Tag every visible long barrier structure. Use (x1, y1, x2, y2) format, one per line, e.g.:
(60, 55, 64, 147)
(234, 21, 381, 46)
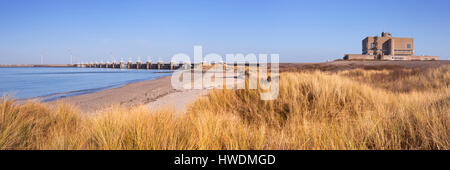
(75, 62, 193, 70)
(0, 63, 258, 70)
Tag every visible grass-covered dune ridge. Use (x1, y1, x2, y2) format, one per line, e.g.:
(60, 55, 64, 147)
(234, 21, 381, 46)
(1, 65, 449, 150)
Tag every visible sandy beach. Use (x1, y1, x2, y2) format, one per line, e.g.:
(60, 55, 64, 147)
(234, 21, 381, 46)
(51, 75, 185, 113)
(56, 74, 216, 115)
(50, 67, 245, 114)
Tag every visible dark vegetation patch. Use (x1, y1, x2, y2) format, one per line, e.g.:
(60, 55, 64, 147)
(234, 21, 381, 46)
(279, 60, 450, 73)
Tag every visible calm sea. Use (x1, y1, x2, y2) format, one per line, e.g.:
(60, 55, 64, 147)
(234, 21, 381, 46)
(0, 67, 172, 101)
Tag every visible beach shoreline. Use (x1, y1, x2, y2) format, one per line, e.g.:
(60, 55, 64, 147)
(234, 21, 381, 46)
(47, 75, 177, 113)
(45, 67, 246, 114)
(46, 73, 212, 114)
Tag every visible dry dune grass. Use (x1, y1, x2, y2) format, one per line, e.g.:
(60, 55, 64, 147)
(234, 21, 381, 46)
(0, 65, 449, 150)
(339, 65, 450, 92)
(192, 69, 450, 149)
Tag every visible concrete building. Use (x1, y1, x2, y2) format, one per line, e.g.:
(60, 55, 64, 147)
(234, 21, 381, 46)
(344, 32, 438, 60)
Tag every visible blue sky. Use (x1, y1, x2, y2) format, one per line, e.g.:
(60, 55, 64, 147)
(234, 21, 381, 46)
(0, 0, 449, 64)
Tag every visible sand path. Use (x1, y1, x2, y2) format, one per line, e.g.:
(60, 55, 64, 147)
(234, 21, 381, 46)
(147, 69, 245, 114)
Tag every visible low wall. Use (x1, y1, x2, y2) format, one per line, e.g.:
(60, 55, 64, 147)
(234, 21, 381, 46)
(344, 54, 376, 60)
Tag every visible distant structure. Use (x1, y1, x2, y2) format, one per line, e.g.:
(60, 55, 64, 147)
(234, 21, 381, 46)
(344, 32, 438, 60)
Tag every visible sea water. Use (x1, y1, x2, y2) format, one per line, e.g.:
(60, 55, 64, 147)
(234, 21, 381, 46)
(0, 67, 172, 101)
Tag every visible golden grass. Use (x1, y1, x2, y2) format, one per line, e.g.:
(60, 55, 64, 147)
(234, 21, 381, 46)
(0, 65, 449, 150)
(339, 65, 450, 92)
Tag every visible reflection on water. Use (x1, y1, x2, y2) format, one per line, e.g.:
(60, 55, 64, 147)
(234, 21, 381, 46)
(0, 67, 172, 101)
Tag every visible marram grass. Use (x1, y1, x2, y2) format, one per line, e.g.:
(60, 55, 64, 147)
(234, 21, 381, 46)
(1, 66, 449, 150)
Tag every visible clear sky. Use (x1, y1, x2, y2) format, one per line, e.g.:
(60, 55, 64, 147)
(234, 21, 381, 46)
(0, 0, 449, 64)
